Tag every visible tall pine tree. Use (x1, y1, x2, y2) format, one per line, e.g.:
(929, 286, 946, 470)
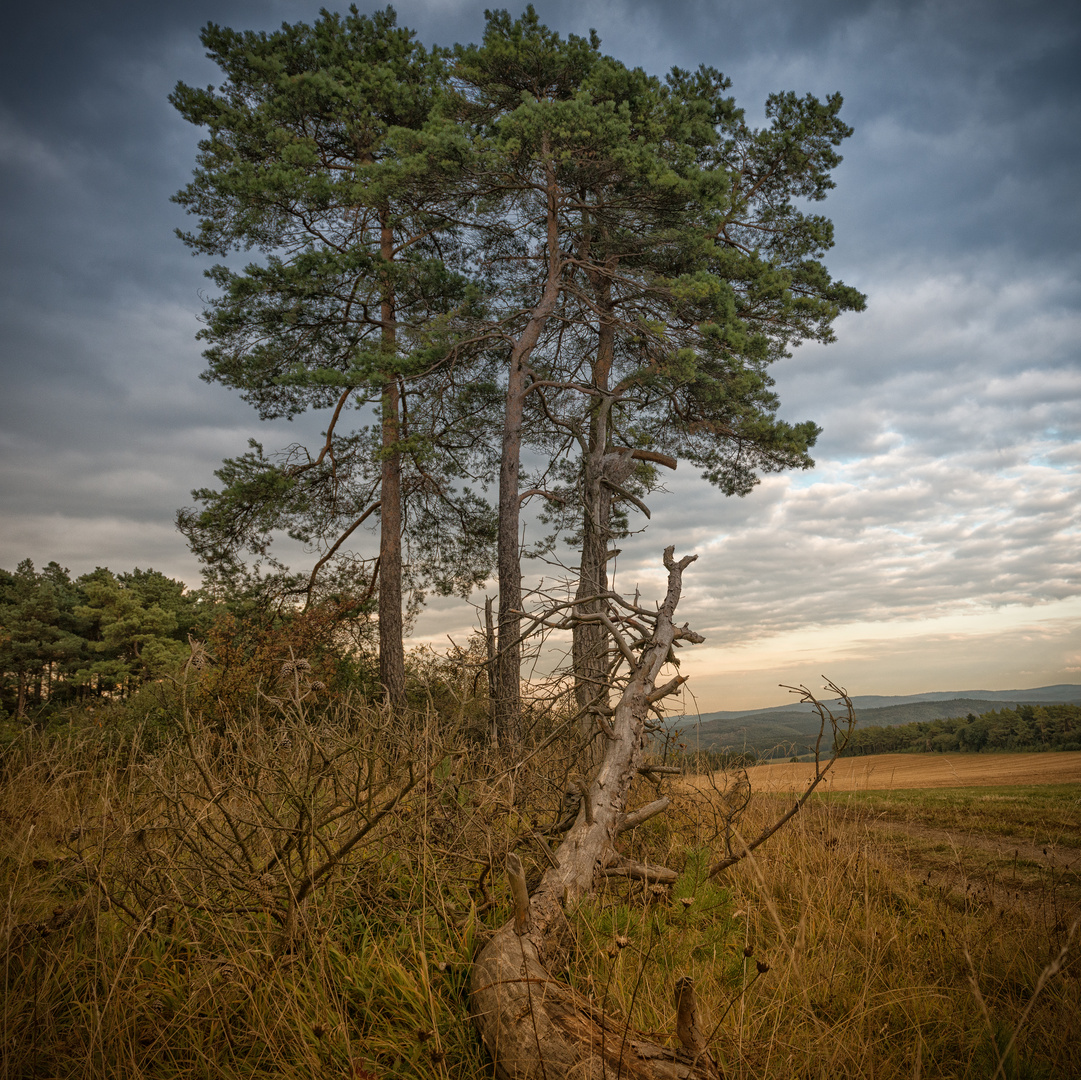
(172, 8, 492, 706)
(453, 9, 863, 742)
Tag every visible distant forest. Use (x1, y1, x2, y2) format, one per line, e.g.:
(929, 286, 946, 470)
(838, 703, 1081, 756)
(8, 557, 1080, 759)
(0, 559, 209, 717)
(0, 559, 374, 722)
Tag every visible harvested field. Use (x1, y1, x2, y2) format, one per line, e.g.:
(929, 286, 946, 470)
(703, 752, 1081, 925)
(742, 750, 1081, 792)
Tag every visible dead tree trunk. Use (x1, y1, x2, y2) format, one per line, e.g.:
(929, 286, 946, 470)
(471, 548, 719, 1079)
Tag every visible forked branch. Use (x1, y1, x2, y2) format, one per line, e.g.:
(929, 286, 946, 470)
(707, 679, 856, 878)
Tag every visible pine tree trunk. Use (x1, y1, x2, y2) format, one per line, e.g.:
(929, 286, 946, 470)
(494, 357, 527, 746)
(378, 216, 406, 709)
(493, 149, 563, 749)
(573, 269, 618, 735)
(572, 404, 611, 720)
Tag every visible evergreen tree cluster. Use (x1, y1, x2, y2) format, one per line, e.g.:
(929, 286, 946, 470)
(0, 560, 205, 718)
(170, 4, 866, 736)
(839, 704, 1081, 756)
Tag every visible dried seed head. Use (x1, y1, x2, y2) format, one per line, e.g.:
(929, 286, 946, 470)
(416, 1028, 434, 1043)
(756, 960, 770, 974)
(615, 935, 630, 950)
(743, 945, 754, 958)
(187, 635, 214, 669)
(312, 1023, 327, 1039)
(680, 897, 694, 909)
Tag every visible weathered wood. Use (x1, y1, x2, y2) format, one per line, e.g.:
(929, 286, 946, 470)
(600, 859, 678, 885)
(674, 977, 719, 1077)
(506, 853, 531, 935)
(471, 548, 714, 1079)
(617, 797, 670, 834)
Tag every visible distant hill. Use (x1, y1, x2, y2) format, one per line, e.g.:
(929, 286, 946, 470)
(676, 684, 1081, 723)
(666, 685, 1081, 758)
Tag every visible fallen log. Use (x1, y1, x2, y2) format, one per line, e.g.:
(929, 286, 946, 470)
(470, 548, 719, 1079)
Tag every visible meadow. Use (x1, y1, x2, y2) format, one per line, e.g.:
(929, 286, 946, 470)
(2, 691, 1078, 1079)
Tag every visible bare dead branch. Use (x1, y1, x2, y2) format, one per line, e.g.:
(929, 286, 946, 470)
(631, 448, 678, 469)
(600, 858, 678, 884)
(707, 680, 856, 878)
(600, 477, 651, 518)
(471, 548, 715, 1079)
(506, 853, 531, 935)
(616, 797, 671, 834)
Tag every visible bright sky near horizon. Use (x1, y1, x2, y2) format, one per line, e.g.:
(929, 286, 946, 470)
(1, 0, 1078, 711)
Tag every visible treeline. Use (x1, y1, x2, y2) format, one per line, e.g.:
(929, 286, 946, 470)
(0, 560, 208, 717)
(838, 704, 1081, 756)
(0, 559, 374, 720)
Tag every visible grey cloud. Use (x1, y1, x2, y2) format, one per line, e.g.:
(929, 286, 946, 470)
(625, 445, 1081, 646)
(0, 0, 1078, 702)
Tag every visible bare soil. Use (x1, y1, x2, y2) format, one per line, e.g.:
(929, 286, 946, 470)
(743, 751, 1081, 792)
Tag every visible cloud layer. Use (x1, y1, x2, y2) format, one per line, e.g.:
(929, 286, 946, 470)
(1, 0, 1078, 708)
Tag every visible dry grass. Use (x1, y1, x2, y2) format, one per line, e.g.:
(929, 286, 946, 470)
(0, 681, 559, 1080)
(563, 783, 1080, 1079)
(2, 697, 1079, 1079)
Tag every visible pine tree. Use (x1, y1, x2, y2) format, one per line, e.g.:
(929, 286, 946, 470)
(172, 8, 497, 708)
(453, 9, 864, 742)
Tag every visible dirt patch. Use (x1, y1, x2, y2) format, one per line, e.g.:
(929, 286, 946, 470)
(741, 751, 1081, 792)
(861, 817, 1077, 867)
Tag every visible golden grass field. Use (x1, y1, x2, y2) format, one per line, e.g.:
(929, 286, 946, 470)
(745, 750, 1081, 792)
(3, 706, 1079, 1079)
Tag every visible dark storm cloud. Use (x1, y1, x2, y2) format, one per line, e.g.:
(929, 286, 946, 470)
(591, 0, 1081, 265)
(1, 0, 1078, 697)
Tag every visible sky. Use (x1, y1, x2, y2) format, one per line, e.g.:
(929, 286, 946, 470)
(1, 0, 1079, 711)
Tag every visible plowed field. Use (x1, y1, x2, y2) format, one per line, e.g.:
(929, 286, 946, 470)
(743, 751, 1081, 792)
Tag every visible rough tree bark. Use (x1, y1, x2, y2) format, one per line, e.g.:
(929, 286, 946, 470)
(378, 213, 406, 709)
(494, 147, 564, 748)
(471, 548, 719, 1079)
(573, 440, 677, 732)
(571, 269, 618, 721)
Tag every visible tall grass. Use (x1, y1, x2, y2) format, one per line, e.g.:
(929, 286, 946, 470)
(561, 785, 1079, 1078)
(2, 684, 1077, 1078)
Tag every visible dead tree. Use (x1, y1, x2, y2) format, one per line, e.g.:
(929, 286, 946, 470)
(470, 547, 722, 1079)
